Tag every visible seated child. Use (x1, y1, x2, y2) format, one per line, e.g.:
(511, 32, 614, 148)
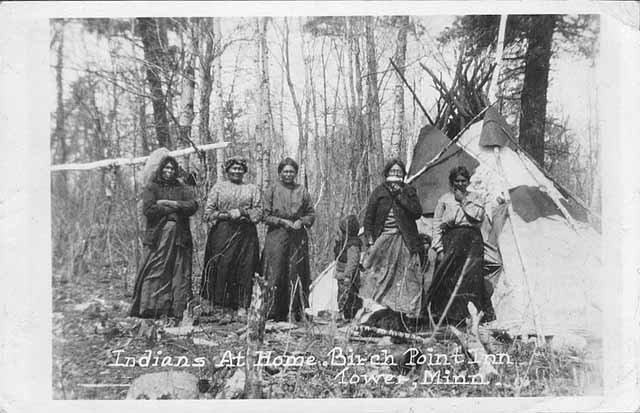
(333, 215, 363, 320)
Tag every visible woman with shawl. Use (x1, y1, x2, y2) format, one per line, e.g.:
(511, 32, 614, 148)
(426, 166, 495, 326)
(130, 155, 198, 323)
(200, 157, 262, 319)
(261, 158, 315, 322)
(360, 159, 426, 323)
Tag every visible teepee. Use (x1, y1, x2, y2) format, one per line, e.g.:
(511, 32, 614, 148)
(409, 107, 602, 340)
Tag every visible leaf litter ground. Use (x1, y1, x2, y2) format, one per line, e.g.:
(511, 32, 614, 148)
(52, 265, 603, 399)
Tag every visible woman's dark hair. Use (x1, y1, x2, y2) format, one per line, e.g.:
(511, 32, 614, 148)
(155, 156, 180, 183)
(448, 166, 471, 186)
(278, 157, 299, 174)
(382, 158, 407, 177)
(339, 214, 360, 238)
(224, 156, 248, 173)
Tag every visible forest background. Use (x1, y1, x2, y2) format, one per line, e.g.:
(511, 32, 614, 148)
(50, 14, 601, 294)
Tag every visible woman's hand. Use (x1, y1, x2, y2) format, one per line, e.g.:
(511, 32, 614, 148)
(278, 218, 294, 229)
(228, 208, 242, 220)
(388, 182, 403, 197)
(454, 188, 465, 202)
(157, 199, 179, 209)
(291, 219, 303, 230)
(435, 250, 444, 268)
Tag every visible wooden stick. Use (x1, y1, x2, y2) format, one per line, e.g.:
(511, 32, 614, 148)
(447, 325, 498, 378)
(51, 142, 230, 172)
(352, 324, 431, 344)
(487, 14, 508, 103)
(406, 103, 495, 184)
(429, 254, 473, 341)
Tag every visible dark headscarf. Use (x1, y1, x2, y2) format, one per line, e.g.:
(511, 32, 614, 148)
(154, 156, 180, 184)
(224, 156, 248, 173)
(382, 158, 407, 178)
(334, 214, 362, 262)
(278, 157, 299, 174)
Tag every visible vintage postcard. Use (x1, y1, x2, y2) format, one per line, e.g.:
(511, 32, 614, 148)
(1, 1, 639, 412)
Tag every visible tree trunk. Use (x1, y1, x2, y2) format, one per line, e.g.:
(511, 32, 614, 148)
(301, 25, 312, 188)
(244, 274, 268, 398)
(198, 18, 214, 145)
(256, 17, 273, 189)
(519, 15, 557, 167)
(283, 17, 305, 171)
(365, 16, 383, 187)
(390, 16, 409, 160)
(213, 17, 225, 182)
(54, 20, 67, 165)
(351, 17, 368, 208)
(137, 18, 171, 149)
(53, 20, 68, 193)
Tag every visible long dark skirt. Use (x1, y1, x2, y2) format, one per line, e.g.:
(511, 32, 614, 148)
(426, 227, 495, 326)
(337, 269, 362, 320)
(130, 221, 193, 319)
(261, 227, 311, 321)
(200, 221, 259, 310)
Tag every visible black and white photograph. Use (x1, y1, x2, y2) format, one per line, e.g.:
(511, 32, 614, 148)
(1, 1, 640, 411)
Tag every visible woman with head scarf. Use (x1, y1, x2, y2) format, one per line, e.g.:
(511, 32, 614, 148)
(360, 158, 426, 324)
(261, 157, 315, 322)
(426, 166, 495, 326)
(200, 157, 262, 319)
(130, 155, 198, 324)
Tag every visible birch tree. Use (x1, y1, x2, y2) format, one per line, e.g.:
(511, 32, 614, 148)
(365, 16, 384, 184)
(390, 16, 409, 160)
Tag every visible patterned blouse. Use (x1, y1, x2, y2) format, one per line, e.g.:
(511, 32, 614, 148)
(203, 180, 262, 224)
(432, 191, 486, 253)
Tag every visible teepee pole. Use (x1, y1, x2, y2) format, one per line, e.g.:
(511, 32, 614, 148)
(487, 14, 508, 103)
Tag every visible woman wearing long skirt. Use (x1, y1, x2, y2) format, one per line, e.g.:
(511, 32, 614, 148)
(200, 157, 262, 319)
(426, 166, 495, 326)
(360, 159, 427, 321)
(261, 158, 315, 322)
(130, 155, 198, 323)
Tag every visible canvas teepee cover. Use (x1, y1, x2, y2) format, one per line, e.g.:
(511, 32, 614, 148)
(410, 108, 602, 339)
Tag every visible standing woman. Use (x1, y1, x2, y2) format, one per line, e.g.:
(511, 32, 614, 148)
(426, 166, 495, 326)
(200, 157, 262, 318)
(262, 158, 315, 322)
(360, 159, 425, 320)
(130, 155, 198, 323)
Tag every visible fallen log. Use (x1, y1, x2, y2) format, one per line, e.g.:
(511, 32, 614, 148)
(51, 142, 230, 171)
(352, 324, 433, 344)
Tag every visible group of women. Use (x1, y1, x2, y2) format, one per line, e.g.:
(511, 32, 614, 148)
(130, 154, 314, 324)
(130, 152, 495, 329)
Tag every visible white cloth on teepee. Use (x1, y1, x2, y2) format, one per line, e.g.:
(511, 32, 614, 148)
(307, 261, 339, 316)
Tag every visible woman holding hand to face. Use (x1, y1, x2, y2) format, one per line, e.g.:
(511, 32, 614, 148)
(360, 159, 426, 321)
(426, 166, 495, 326)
